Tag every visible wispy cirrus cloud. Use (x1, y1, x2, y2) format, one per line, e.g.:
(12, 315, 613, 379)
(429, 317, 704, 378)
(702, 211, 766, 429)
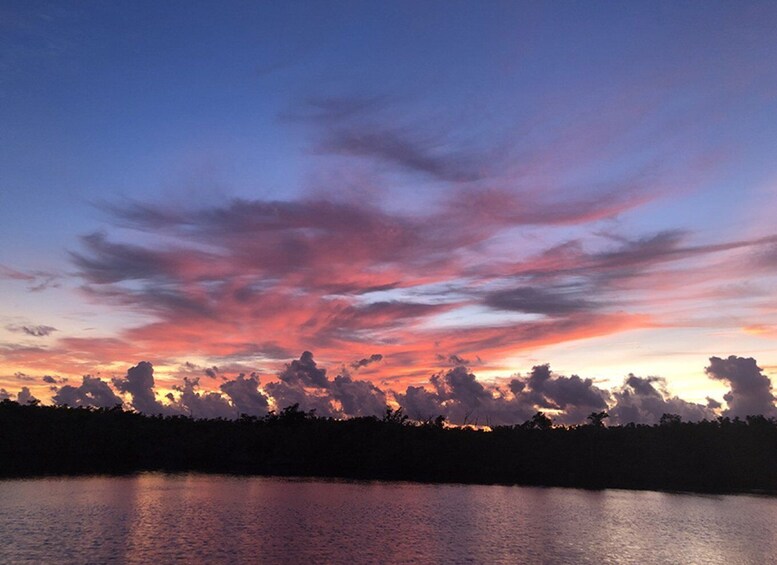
(62, 193, 661, 374)
(54, 185, 777, 385)
(5, 87, 776, 397)
(0, 265, 60, 292)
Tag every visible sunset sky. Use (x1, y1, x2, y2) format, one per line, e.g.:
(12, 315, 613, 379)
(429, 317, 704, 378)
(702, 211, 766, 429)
(2, 1, 777, 424)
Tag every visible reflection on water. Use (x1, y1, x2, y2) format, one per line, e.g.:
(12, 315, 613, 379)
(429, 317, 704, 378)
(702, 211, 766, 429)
(1, 474, 776, 564)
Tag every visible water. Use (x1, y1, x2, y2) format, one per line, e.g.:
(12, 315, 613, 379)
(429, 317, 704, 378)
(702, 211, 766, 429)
(1, 475, 776, 564)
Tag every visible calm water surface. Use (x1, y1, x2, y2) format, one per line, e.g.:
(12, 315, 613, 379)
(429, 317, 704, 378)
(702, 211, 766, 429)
(1, 474, 776, 564)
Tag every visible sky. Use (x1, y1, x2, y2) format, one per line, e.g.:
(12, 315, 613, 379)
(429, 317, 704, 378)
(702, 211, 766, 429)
(2, 1, 777, 425)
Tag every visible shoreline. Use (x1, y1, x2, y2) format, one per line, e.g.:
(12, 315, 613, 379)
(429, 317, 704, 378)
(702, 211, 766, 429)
(3, 401, 777, 496)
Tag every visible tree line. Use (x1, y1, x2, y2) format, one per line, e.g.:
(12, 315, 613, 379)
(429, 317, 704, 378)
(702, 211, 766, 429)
(1, 399, 775, 494)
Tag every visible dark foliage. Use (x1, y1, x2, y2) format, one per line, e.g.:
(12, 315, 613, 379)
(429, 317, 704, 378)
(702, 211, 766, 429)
(1, 400, 776, 494)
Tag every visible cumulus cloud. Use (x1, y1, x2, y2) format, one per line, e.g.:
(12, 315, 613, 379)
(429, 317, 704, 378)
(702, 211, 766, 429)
(278, 351, 330, 389)
(112, 361, 170, 415)
(171, 377, 235, 420)
(396, 366, 535, 426)
(53, 375, 123, 409)
(331, 373, 386, 417)
(220, 373, 269, 417)
(13, 352, 777, 426)
(609, 374, 715, 425)
(394, 385, 445, 422)
(16, 387, 37, 405)
(514, 364, 611, 425)
(263, 379, 337, 417)
(706, 355, 777, 418)
(396, 361, 707, 427)
(252, 352, 391, 417)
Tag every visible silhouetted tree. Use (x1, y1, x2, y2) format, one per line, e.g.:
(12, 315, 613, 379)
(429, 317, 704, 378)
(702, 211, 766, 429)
(3, 400, 777, 494)
(659, 413, 681, 426)
(587, 411, 609, 428)
(382, 406, 409, 425)
(530, 411, 553, 430)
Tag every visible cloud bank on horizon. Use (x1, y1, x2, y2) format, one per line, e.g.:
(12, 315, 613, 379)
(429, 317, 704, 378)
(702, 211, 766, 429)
(2, 3, 777, 407)
(2, 353, 775, 426)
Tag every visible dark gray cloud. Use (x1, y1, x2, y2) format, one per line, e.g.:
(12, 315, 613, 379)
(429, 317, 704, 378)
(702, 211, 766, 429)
(706, 396, 722, 410)
(80, 277, 216, 320)
(706, 355, 777, 418)
(52, 375, 123, 409)
(435, 367, 491, 410)
(396, 366, 533, 426)
(542, 374, 608, 410)
(579, 231, 777, 288)
(394, 385, 447, 422)
(112, 361, 171, 415)
(220, 373, 269, 417)
(592, 231, 687, 271)
(436, 354, 472, 367)
(506, 231, 777, 307)
(16, 387, 36, 405)
(331, 373, 386, 417)
(5, 324, 57, 337)
(609, 374, 715, 425)
(484, 286, 595, 315)
(171, 377, 235, 419)
(511, 364, 611, 425)
(260, 352, 389, 417)
(351, 353, 383, 369)
(19, 352, 777, 425)
(278, 351, 330, 389)
(0, 387, 38, 404)
(262, 379, 338, 417)
(395, 362, 695, 427)
(508, 379, 525, 395)
(71, 232, 186, 284)
(316, 302, 447, 340)
(13, 372, 36, 382)
(393, 363, 611, 427)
